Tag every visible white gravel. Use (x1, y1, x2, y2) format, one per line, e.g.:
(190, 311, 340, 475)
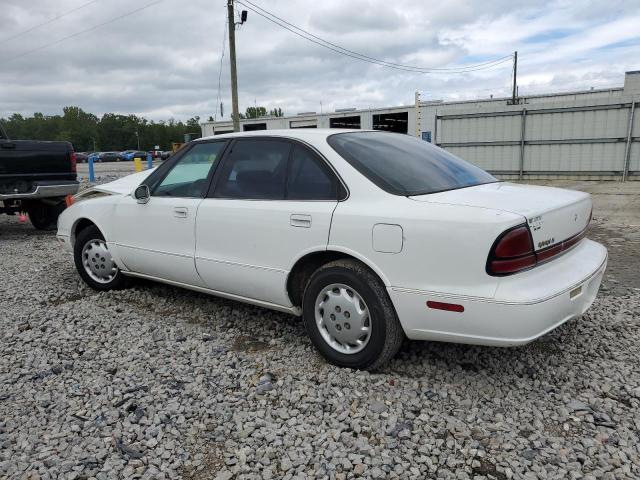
(1, 169, 639, 479)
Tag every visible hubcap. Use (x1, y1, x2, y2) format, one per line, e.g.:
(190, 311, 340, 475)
(82, 239, 117, 284)
(315, 283, 371, 354)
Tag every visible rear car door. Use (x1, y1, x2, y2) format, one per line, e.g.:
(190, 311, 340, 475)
(194, 138, 342, 306)
(112, 140, 226, 285)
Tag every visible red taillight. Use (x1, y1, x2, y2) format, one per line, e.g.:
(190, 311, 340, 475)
(488, 216, 590, 276)
(70, 151, 77, 173)
(487, 225, 536, 276)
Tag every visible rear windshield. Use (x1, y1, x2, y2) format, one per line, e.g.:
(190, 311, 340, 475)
(327, 131, 497, 196)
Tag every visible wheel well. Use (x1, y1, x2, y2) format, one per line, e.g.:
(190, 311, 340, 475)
(72, 218, 97, 246)
(287, 251, 379, 308)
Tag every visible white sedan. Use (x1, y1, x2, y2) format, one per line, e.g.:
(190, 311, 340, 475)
(57, 130, 607, 369)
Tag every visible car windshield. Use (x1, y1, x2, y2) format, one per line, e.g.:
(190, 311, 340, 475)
(327, 131, 497, 196)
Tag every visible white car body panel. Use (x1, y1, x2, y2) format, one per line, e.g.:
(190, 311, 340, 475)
(111, 195, 205, 286)
(194, 198, 337, 305)
(92, 168, 156, 195)
(56, 129, 607, 348)
(411, 182, 592, 250)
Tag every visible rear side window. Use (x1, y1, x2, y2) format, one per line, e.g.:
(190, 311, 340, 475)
(214, 139, 291, 200)
(287, 146, 337, 200)
(328, 131, 497, 196)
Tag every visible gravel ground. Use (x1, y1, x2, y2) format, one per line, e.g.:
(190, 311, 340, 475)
(1, 169, 639, 480)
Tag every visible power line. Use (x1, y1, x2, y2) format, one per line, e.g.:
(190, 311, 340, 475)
(1, 0, 163, 65)
(236, 0, 513, 74)
(0, 0, 103, 46)
(240, 0, 512, 72)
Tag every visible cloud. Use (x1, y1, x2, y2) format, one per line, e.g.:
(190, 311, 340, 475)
(0, 0, 638, 121)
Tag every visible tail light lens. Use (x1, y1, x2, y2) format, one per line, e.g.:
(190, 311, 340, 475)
(70, 151, 77, 173)
(487, 224, 536, 275)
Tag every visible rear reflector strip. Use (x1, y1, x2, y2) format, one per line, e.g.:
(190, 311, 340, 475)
(536, 227, 588, 265)
(427, 301, 464, 313)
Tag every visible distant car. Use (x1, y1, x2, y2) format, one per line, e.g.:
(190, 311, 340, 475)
(76, 152, 90, 163)
(120, 150, 147, 161)
(57, 129, 607, 370)
(87, 152, 101, 163)
(160, 151, 172, 160)
(99, 152, 121, 162)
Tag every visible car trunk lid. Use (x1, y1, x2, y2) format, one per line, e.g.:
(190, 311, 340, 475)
(409, 182, 592, 251)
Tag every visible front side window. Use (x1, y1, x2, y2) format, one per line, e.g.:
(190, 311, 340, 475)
(328, 131, 497, 196)
(287, 146, 337, 200)
(153, 142, 225, 197)
(214, 139, 291, 200)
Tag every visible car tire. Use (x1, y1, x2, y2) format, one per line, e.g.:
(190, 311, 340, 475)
(27, 200, 65, 231)
(302, 259, 404, 370)
(74, 225, 128, 291)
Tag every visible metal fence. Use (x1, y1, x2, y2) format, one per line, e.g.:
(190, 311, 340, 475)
(434, 99, 639, 180)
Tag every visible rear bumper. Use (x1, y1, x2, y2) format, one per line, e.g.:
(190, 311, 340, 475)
(0, 181, 79, 200)
(389, 239, 607, 346)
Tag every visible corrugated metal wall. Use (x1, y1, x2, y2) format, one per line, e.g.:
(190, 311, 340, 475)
(433, 98, 639, 179)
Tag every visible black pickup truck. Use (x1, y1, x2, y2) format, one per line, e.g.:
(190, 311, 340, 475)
(0, 122, 79, 230)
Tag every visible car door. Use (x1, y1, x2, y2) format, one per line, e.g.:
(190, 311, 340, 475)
(112, 140, 227, 286)
(195, 138, 343, 306)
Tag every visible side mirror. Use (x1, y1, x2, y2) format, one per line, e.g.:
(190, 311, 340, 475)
(134, 185, 150, 204)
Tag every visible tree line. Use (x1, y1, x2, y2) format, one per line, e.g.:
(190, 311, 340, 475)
(208, 106, 284, 121)
(0, 106, 202, 152)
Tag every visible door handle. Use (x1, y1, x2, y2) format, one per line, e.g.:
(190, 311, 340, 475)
(290, 214, 311, 228)
(173, 207, 188, 218)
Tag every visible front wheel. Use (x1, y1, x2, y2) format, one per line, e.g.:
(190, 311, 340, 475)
(302, 259, 405, 370)
(74, 225, 128, 290)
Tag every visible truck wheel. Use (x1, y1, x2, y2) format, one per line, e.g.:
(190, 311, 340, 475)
(27, 200, 65, 231)
(302, 259, 405, 371)
(74, 225, 128, 290)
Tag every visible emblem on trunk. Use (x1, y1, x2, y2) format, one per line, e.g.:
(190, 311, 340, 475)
(538, 237, 555, 248)
(528, 215, 543, 232)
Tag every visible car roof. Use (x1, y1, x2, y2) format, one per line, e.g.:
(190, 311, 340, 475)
(196, 128, 368, 143)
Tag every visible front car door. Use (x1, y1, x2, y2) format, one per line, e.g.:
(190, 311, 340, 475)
(195, 138, 344, 307)
(112, 140, 227, 285)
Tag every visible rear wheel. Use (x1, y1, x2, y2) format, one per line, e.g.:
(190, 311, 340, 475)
(27, 200, 65, 231)
(74, 225, 128, 290)
(302, 259, 404, 370)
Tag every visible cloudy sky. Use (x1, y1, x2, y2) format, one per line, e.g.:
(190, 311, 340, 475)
(1, 0, 639, 121)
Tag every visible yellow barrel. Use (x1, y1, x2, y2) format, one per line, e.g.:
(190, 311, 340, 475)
(134, 158, 142, 172)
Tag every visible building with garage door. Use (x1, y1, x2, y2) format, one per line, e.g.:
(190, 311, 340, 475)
(200, 71, 640, 180)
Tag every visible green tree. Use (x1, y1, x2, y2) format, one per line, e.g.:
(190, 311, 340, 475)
(245, 106, 267, 119)
(58, 106, 98, 151)
(0, 107, 203, 152)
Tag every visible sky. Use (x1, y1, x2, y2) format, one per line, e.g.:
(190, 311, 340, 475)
(0, 0, 639, 122)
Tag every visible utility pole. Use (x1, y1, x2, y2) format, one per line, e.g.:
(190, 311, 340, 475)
(512, 50, 518, 105)
(227, 0, 240, 132)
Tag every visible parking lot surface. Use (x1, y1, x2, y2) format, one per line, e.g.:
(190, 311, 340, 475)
(1, 165, 639, 479)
